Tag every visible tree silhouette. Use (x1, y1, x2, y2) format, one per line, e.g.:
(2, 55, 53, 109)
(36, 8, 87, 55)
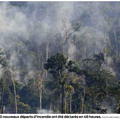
(44, 53, 69, 113)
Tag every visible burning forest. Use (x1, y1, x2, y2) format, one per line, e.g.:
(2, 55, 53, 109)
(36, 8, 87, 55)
(0, 1, 120, 114)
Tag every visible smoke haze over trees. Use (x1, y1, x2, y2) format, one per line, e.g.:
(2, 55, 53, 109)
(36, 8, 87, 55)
(0, 1, 120, 114)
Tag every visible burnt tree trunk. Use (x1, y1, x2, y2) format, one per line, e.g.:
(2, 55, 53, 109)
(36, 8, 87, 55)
(61, 83, 65, 114)
(12, 76, 17, 114)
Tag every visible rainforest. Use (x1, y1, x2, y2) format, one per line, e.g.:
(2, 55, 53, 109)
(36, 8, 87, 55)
(0, 1, 120, 114)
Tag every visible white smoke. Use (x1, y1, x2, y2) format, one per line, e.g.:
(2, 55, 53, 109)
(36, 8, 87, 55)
(37, 109, 53, 114)
(0, 2, 115, 82)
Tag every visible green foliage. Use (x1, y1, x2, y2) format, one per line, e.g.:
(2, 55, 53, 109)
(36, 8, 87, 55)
(2, 2, 120, 113)
(0, 48, 7, 68)
(44, 53, 68, 78)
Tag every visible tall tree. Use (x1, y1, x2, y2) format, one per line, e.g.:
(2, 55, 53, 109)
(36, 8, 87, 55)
(44, 53, 71, 113)
(0, 48, 7, 113)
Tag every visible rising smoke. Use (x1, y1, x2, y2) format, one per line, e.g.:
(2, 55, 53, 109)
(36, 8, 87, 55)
(0, 1, 119, 114)
(0, 1, 116, 82)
